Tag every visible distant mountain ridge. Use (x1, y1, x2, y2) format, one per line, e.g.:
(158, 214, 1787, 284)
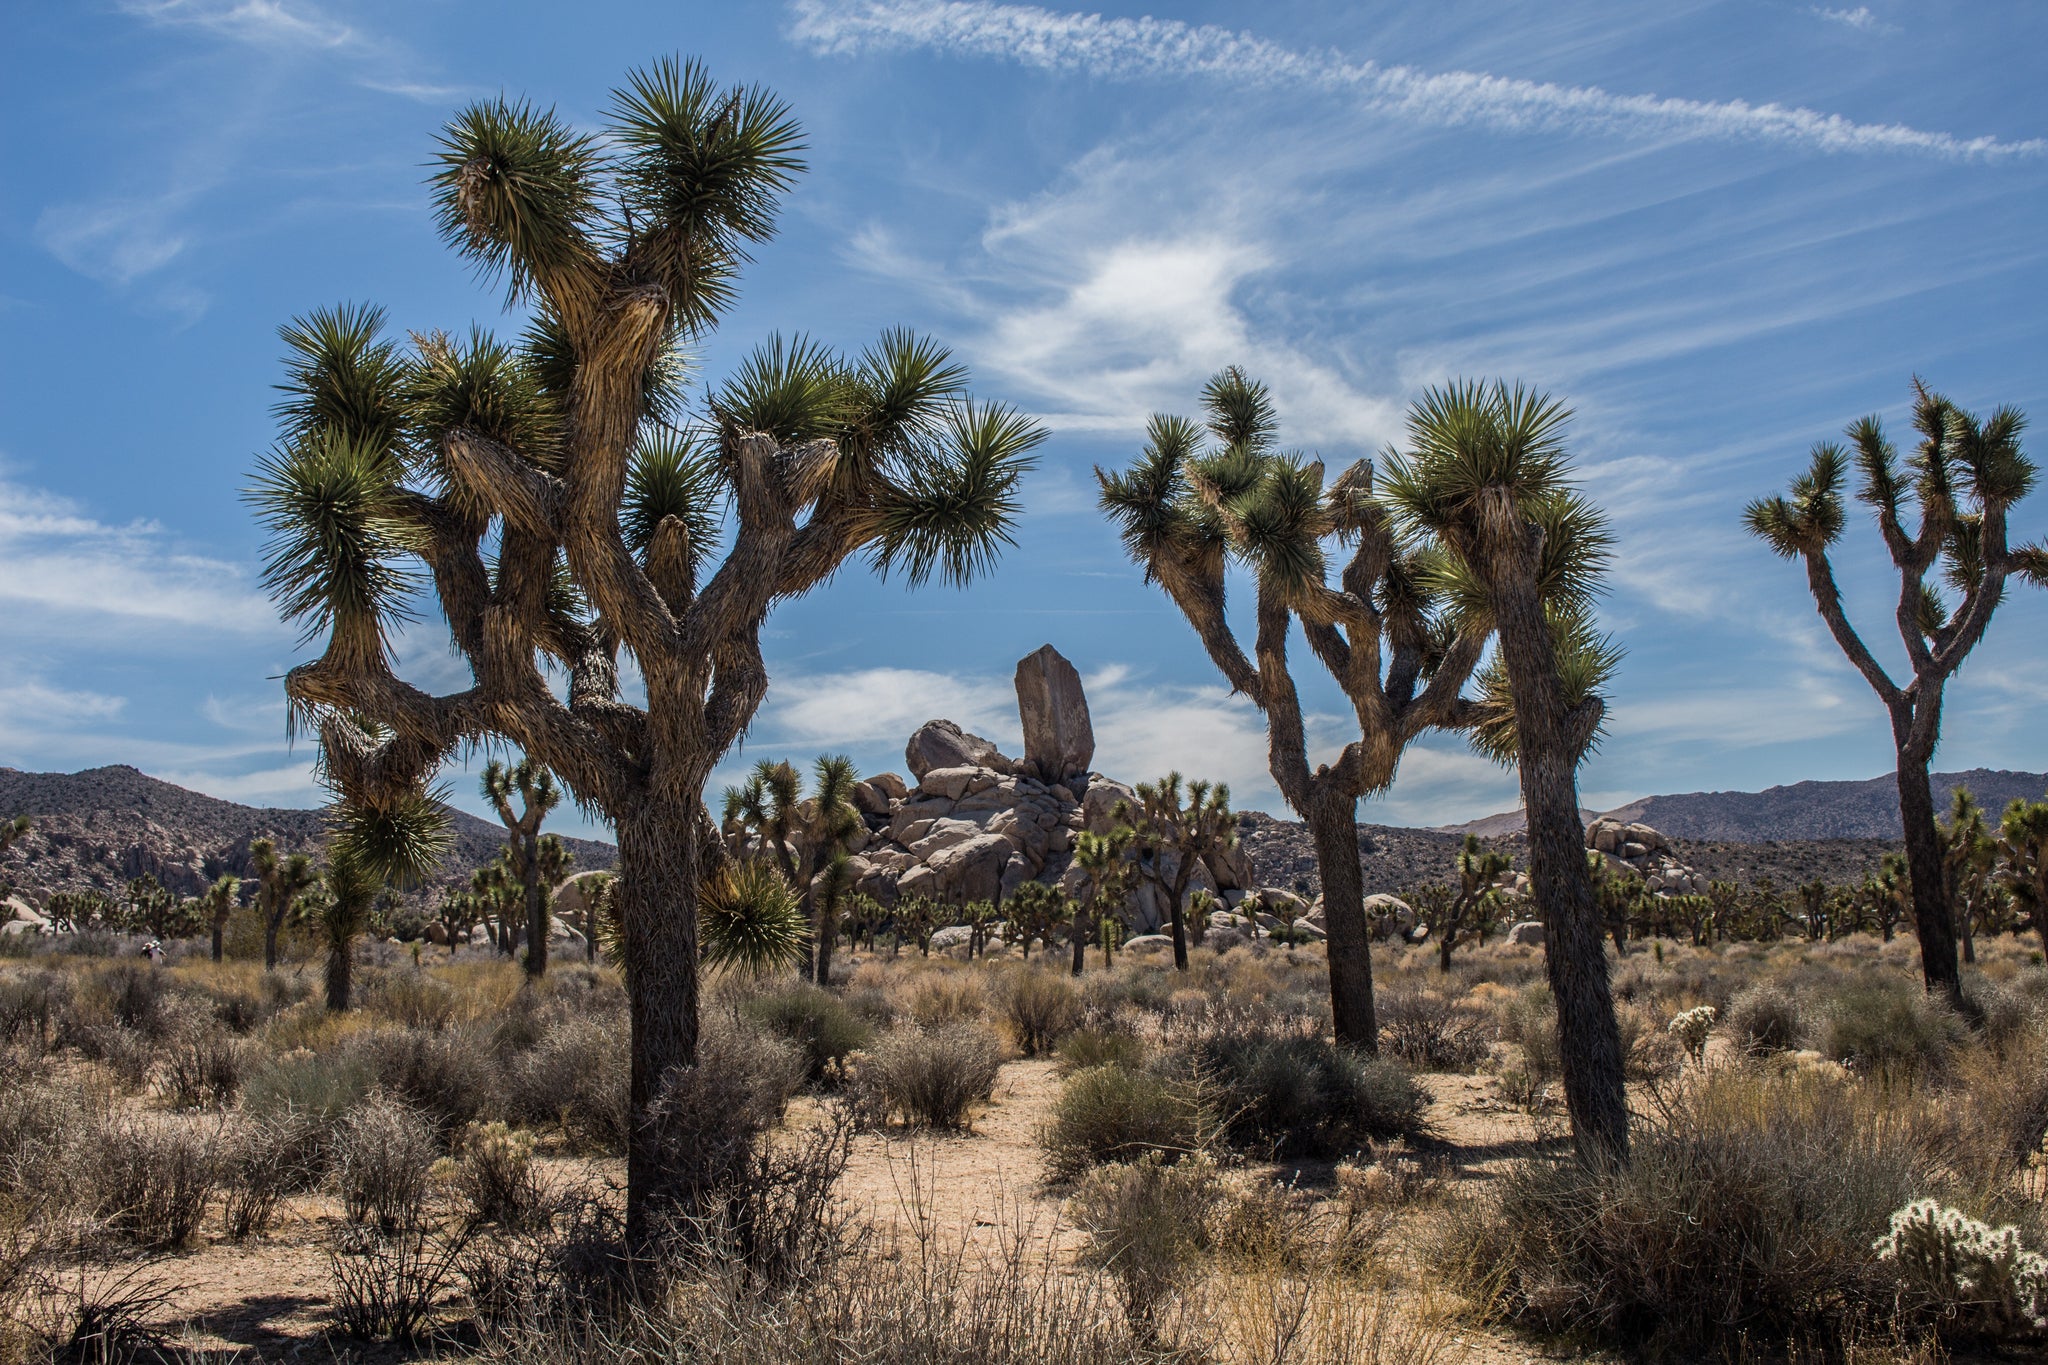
(0, 765, 615, 904)
(1435, 769, 2048, 842)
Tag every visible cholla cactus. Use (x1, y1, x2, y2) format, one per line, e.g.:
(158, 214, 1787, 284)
(1667, 1004, 1717, 1064)
(1875, 1198, 2048, 1333)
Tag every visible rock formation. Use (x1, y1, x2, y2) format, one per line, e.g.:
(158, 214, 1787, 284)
(836, 644, 1251, 932)
(1585, 816, 1708, 896)
(1014, 644, 1094, 786)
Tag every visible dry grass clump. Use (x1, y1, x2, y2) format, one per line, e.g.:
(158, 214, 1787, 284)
(333, 1095, 438, 1232)
(739, 981, 874, 1082)
(1190, 1018, 1428, 1158)
(445, 1120, 549, 1230)
(1439, 1065, 2015, 1352)
(1726, 981, 1806, 1055)
(1376, 988, 1492, 1072)
(993, 966, 1081, 1057)
(854, 1022, 1004, 1130)
(1815, 979, 1966, 1084)
(89, 1114, 217, 1249)
(1041, 1064, 1218, 1182)
(504, 1015, 630, 1153)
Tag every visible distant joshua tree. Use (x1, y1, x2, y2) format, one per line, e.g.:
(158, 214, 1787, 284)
(1099, 369, 1487, 1049)
(320, 795, 451, 1011)
(244, 58, 1041, 1242)
(1070, 826, 1137, 976)
(1435, 835, 1513, 973)
(1384, 380, 1629, 1164)
(723, 755, 862, 984)
(482, 759, 573, 978)
(200, 873, 240, 963)
(1747, 382, 2044, 1006)
(1122, 772, 1235, 971)
(1998, 794, 2048, 956)
(249, 838, 318, 970)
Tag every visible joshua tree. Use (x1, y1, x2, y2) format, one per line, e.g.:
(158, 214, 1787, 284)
(1099, 369, 1487, 1048)
(436, 887, 484, 954)
(1002, 880, 1069, 960)
(1070, 826, 1137, 976)
(1435, 835, 1512, 973)
(246, 58, 1040, 1240)
(1998, 795, 2048, 956)
(723, 755, 862, 984)
(1384, 380, 1629, 1163)
(249, 838, 318, 970)
(123, 874, 200, 941)
(1746, 383, 2044, 1005)
(1939, 789, 2004, 964)
(482, 759, 572, 979)
(320, 794, 452, 1011)
(0, 816, 27, 855)
(1123, 773, 1234, 971)
(200, 874, 241, 963)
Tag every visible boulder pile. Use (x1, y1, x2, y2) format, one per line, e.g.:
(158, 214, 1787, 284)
(1585, 816, 1708, 896)
(837, 645, 1253, 933)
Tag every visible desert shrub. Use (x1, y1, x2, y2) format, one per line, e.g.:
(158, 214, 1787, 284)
(80, 962, 170, 1037)
(333, 1096, 438, 1231)
(1190, 1022, 1426, 1157)
(243, 1048, 374, 1127)
(996, 967, 1082, 1057)
(1042, 1065, 1216, 1183)
(1817, 980, 1965, 1083)
(69, 1022, 154, 1087)
(351, 1025, 492, 1136)
(330, 1228, 467, 1340)
(0, 971, 62, 1047)
(161, 1027, 251, 1109)
(0, 1074, 101, 1203)
(640, 1023, 843, 1284)
(1441, 1069, 1953, 1350)
(1875, 1198, 2048, 1341)
(220, 1109, 318, 1238)
(505, 1017, 630, 1154)
(1727, 983, 1805, 1056)
(1056, 1026, 1148, 1075)
(363, 971, 459, 1031)
(1619, 1003, 1683, 1083)
(855, 1022, 1002, 1130)
(91, 1115, 217, 1249)
(1070, 1152, 1221, 1323)
(447, 1121, 546, 1230)
(1958, 1047, 2048, 1169)
(1961, 977, 2034, 1057)
(740, 983, 873, 1082)
(1377, 989, 1492, 1072)
(905, 973, 987, 1029)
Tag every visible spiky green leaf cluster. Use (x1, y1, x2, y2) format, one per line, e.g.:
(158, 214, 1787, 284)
(699, 858, 806, 973)
(1466, 603, 1622, 767)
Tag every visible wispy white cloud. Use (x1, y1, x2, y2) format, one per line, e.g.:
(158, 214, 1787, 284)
(1813, 7, 1892, 35)
(791, 1, 2037, 160)
(118, 0, 355, 50)
(0, 469, 278, 637)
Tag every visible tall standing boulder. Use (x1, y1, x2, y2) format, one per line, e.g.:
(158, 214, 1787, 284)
(1014, 644, 1094, 786)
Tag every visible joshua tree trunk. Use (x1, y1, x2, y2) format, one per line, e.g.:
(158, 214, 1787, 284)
(1489, 549, 1628, 1164)
(616, 801, 702, 1249)
(263, 916, 281, 972)
(1307, 784, 1376, 1049)
(325, 938, 353, 1013)
(212, 917, 227, 964)
(1895, 756, 1962, 1004)
(525, 879, 549, 980)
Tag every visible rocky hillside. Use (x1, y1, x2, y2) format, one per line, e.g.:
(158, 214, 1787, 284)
(1600, 769, 2046, 840)
(1237, 811, 1898, 897)
(1443, 769, 2047, 842)
(0, 766, 614, 904)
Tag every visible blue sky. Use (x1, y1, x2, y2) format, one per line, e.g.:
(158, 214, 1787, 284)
(2, 0, 2044, 840)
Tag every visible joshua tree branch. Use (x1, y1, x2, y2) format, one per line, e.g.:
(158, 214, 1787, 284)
(1800, 550, 1903, 706)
